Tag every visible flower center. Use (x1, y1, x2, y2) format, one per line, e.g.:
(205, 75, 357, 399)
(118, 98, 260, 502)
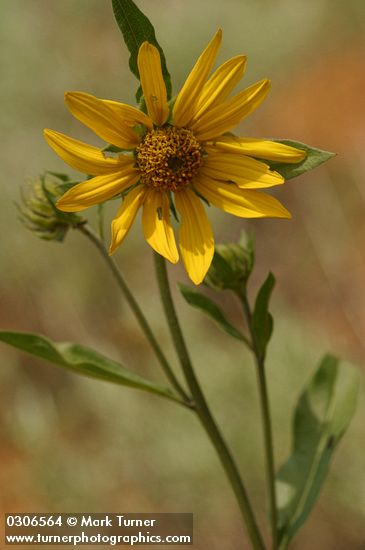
(136, 126, 202, 191)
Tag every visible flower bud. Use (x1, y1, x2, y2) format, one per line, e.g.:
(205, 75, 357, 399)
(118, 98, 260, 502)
(204, 233, 255, 293)
(18, 174, 84, 242)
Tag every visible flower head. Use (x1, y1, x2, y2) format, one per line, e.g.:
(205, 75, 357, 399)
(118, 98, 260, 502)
(44, 30, 305, 284)
(205, 238, 255, 293)
(18, 174, 84, 242)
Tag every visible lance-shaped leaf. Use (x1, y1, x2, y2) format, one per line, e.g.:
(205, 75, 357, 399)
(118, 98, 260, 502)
(251, 272, 275, 358)
(112, 0, 172, 102)
(179, 284, 249, 345)
(268, 140, 335, 180)
(0, 331, 181, 404)
(276, 355, 359, 547)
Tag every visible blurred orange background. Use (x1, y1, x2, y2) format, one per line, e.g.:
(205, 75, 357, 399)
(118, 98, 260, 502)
(1, 1, 365, 548)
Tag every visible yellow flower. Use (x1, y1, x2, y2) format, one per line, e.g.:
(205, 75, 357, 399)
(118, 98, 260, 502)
(44, 30, 305, 285)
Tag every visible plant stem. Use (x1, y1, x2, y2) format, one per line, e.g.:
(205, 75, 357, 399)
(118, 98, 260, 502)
(153, 252, 265, 550)
(241, 293, 278, 550)
(97, 203, 105, 243)
(78, 224, 191, 405)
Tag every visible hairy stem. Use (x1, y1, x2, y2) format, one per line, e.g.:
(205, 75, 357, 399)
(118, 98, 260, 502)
(154, 252, 265, 550)
(241, 293, 278, 550)
(78, 224, 191, 405)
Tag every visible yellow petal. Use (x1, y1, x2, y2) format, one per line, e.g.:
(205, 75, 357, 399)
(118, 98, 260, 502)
(65, 92, 140, 149)
(194, 175, 291, 218)
(109, 185, 147, 255)
(191, 55, 247, 123)
(44, 129, 135, 176)
(174, 188, 214, 285)
(191, 79, 270, 141)
(137, 42, 169, 126)
(102, 99, 153, 130)
(173, 29, 222, 128)
(209, 136, 307, 163)
(142, 189, 179, 264)
(201, 150, 284, 188)
(56, 170, 139, 212)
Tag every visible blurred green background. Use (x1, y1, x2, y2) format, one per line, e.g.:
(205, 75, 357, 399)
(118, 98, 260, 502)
(1, 1, 365, 548)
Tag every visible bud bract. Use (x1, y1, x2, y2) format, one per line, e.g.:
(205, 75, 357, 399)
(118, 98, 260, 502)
(204, 233, 255, 293)
(18, 173, 84, 242)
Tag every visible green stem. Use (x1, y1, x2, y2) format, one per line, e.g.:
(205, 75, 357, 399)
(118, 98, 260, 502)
(78, 224, 191, 405)
(153, 252, 265, 550)
(97, 203, 105, 243)
(241, 293, 278, 550)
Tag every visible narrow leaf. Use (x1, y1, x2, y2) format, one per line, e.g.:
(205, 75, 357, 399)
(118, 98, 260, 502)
(268, 140, 335, 180)
(251, 272, 275, 357)
(179, 284, 249, 344)
(0, 331, 180, 404)
(111, 0, 172, 101)
(276, 355, 359, 545)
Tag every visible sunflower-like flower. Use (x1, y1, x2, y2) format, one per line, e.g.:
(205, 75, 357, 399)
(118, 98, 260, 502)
(44, 30, 305, 284)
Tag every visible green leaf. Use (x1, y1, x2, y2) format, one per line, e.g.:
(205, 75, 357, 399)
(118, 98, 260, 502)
(0, 331, 181, 404)
(268, 140, 335, 180)
(111, 0, 172, 102)
(276, 355, 359, 546)
(179, 284, 249, 344)
(251, 273, 275, 357)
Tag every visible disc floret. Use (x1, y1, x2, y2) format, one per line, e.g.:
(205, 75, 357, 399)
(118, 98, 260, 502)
(136, 126, 202, 191)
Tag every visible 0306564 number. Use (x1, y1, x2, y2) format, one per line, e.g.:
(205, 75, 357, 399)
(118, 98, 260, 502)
(6, 515, 62, 527)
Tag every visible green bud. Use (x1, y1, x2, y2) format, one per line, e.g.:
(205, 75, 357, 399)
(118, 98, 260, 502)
(18, 174, 84, 242)
(204, 233, 255, 293)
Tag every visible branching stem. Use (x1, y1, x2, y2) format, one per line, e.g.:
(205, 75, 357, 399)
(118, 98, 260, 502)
(153, 252, 265, 550)
(78, 224, 191, 405)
